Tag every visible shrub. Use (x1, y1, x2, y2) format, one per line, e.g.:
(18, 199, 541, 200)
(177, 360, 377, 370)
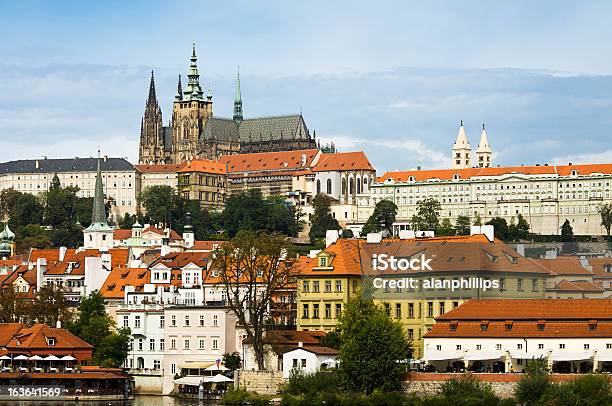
(283, 369, 342, 396)
(438, 375, 502, 405)
(221, 388, 270, 406)
(515, 373, 551, 405)
(538, 374, 612, 406)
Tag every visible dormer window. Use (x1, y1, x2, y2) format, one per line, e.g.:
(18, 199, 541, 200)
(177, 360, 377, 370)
(319, 257, 327, 267)
(453, 174, 460, 181)
(47, 337, 56, 346)
(571, 170, 577, 176)
(408, 176, 416, 182)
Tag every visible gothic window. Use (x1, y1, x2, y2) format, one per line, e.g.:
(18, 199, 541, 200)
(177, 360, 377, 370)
(349, 178, 355, 195)
(357, 177, 362, 194)
(316, 180, 321, 195)
(342, 179, 347, 195)
(326, 179, 332, 195)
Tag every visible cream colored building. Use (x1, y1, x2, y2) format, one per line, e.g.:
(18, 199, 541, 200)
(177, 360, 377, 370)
(135, 163, 183, 191)
(0, 157, 138, 223)
(357, 163, 612, 236)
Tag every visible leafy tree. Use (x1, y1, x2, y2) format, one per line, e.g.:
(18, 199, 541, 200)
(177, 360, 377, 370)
(319, 330, 341, 350)
(411, 198, 441, 231)
(222, 351, 242, 371)
(32, 284, 73, 326)
(599, 203, 612, 238)
(0, 285, 33, 323)
(340, 229, 354, 239)
(0, 188, 22, 222)
(473, 213, 482, 226)
(50, 173, 61, 190)
(51, 226, 83, 248)
(455, 215, 471, 236)
(436, 218, 455, 236)
(75, 197, 93, 228)
(336, 296, 412, 394)
(119, 213, 137, 229)
(508, 214, 530, 241)
(210, 231, 296, 370)
(439, 375, 501, 405)
(515, 357, 551, 405)
(10, 193, 44, 229)
(360, 200, 397, 236)
(44, 186, 79, 228)
(138, 185, 176, 226)
(308, 194, 340, 243)
(67, 291, 130, 367)
(485, 217, 509, 240)
(561, 219, 574, 242)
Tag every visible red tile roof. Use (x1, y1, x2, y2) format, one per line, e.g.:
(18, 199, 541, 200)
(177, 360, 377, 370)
(589, 258, 612, 277)
(135, 163, 184, 173)
(312, 151, 375, 172)
(150, 251, 210, 269)
(379, 163, 612, 183)
(219, 149, 318, 173)
(100, 267, 150, 299)
(28, 248, 77, 263)
(177, 159, 226, 174)
(532, 257, 592, 276)
(298, 239, 363, 277)
(426, 320, 612, 338)
(552, 279, 604, 293)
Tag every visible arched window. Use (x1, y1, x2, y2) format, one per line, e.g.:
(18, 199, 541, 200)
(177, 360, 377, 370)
(349, 178, 355, 195)
(316, 179, 321, 195)
(326, 179, 332, 195)
(356, 177, 362, 194)
(342, 179, 347, 195)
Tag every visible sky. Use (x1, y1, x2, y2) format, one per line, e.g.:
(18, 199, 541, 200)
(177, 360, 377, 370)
(1, 1, 611, 173)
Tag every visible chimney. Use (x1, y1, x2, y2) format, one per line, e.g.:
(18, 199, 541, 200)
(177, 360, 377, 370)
(325, 230, 339, 247)
(104, 155, 108, 162)
(56, 320, 62, 329)
(301, 154, 307, 166)
(59, 246, 68, 262)
(366, 233, 383, 244)
(298, 342, 303, 348)
(35, 160, 40, 169)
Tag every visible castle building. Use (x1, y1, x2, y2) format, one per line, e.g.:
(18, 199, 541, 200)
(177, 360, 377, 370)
(139, 44, 317, 165)
(451, 121, 493, 169)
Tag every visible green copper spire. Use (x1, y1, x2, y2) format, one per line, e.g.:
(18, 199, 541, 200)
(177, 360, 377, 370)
(87, 152, 111, 231)
(233, 66, 243, 125)
(183, 42, 204, 101)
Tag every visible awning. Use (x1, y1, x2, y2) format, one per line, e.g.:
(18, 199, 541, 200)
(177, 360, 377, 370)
(595, 352, 612, 362)
(173, 376, 205, 386)
(550, 352, 593, 362)
(423, 352, 463, 361)
(178, 361, 215, 369)
(463, 351, 505, 361)
(509, 351, 549, 359)
(206, 374, 233, 383)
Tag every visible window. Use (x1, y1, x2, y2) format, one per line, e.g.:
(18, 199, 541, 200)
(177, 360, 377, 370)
(47, 338, 55, 346)
(200, 315, 205, 326)
(408, 303, 414, 318)
(325, 304, 331, 318)
(439, 302, 445, 315)
(325, 280, 332, 292)
(496, 344, 502, 350)
(531, 279, 538, 291)
(135, 315, 141, 328)
(607, 343, 612, 349)
(559, 344, 565, 349)
(213, 315, 219, 327)
(313, 281, 320, 292)
(302, 281, 309, 292)
(517, 279, 524, 291)
(395, 303, 402, 319)
(293, 359, 298, 368)
(335, 280, 342, 292)
(153, 360, 160, 369)
(408, 329, 414, 340)
(584, 344, 590, 350)
(456, 345, 462, 350)
(123, 315, 129, 328)
(517, 344, 523, 350)
(335, 303, 342, 317)
(313, 304, 320, 318)
(184, 339, 190, 350)
(212, 338, 219, 350)
(171, 339, 176, 350)
(326, 179, 332, 194)
(171, 315, 176, 327)
(301, 359, 307, 368)
(319, 257, 327, 267)
(302, 304, 309, 318)
(171, 364, 176, 374)
(199, 339, 205, 350)
(149, 339, 155, 351)
(160, 339, 165, 351)
(476, 344, 482, 350)
(138, 339, 143, 351)
(160, 316, 165, 328)
(436, 345, 442, 351)
(427, 302, 434, 317)
(184, 315, 190, 327)
(538, 344, 544, 349)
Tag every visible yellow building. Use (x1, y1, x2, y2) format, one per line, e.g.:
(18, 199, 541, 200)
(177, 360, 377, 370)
(296, 239, 362, 332)
(177, 159, 227, 211)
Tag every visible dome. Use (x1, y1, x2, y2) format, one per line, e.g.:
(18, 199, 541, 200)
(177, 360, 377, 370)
(0, 224, 14, 242)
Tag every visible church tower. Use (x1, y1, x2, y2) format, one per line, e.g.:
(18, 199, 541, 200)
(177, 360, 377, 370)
(171, 43, 213, 163)
(476, 123, 492, 168)
(233, 67, 243, 126)
(83, 153, 114, 250)
(452, 120, 472, 169)
(139, 71, 165, 164)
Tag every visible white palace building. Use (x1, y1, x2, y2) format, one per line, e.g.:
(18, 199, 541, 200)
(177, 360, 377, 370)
(356, 122, 612, 236)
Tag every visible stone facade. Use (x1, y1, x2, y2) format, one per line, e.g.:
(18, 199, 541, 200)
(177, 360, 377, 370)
(236, 370, 285, 395)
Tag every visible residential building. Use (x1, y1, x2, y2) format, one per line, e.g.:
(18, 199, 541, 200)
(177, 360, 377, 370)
(242, 330, 326, 371)
(135, 163, 183, 191)
(281, 344, 338, 378)
(424, 299, 612, 373)
(0, 156, 138, 222)
(177, 159, 227, 210)
(359, 163, 612, 236)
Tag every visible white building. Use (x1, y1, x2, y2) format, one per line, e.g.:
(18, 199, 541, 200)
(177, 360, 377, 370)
(424, 299, 612, 374)
(135, 163, 183, 191)
(359, 163, 612, 236)
(281, 344, 338, 378)
(0, 157, 138, 222)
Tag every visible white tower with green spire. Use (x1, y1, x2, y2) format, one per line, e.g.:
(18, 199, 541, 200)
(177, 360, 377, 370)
(83, 152, 114, 250)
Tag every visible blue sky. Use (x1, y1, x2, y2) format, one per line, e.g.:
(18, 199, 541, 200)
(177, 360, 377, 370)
(1, 1, 611, 173)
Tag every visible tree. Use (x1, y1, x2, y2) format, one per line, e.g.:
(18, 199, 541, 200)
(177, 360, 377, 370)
(0, 285, 32, 323)
(119, 213, 137, 229)
(561, 219, 574, 242)
(10, 193, 44, 229)
(75, 197, 93, 228)
(336, 296, 412, 394)
(67, 291, 130, 367)
(411, 198, 441, 231)
(473, 213, 482, 226)
(436, 218, 454, 236)
(50, 173, 61, 190)
(360, 200, 397, 236)
(0, 188, 22, 222)
(14, 224, 52, 254)
(485, 217, 509, 240)
(210, 231, 296, 370)
(138, 185, 176, 226)
(222, 351, 242, 371)
(32, 284, 73, 326)
(599, 203, 612, 238)
(455, 215, 471, 236)
(44, 186, 79, 228)
(514, 214, 530, 240)
(308, 194, 340, 243)
(340, 229, 354, 239)
(319, 330, 341, 350)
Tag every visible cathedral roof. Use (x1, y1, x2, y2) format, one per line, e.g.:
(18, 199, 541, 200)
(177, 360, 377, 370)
(202, 114, 310, 144)
(202, 118, 240, 142)
(0, 157, 134, 174)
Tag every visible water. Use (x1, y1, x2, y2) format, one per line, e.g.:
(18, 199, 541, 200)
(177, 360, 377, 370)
(0, 395, 221, 406)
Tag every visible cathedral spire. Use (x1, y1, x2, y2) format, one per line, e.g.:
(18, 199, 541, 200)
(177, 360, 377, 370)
(83, 151, 113, 249)
(183, 43, 204, 101)
(451, 120, 472, 169)
(90, 151, 108, 227)
(147, 70, 157, 106)
(233, 66, 243, 125)
(476, 123, 492, 168)
(175, 75, 183, 101)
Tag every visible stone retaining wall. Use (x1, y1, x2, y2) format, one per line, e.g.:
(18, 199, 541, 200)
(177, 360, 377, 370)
(236, 370, 284, 395)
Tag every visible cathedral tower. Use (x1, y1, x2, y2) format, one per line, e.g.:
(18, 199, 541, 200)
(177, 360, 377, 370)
(233, 67, 243, 126)
(476, 123, 492, 168)
(452, 120, 472, 169)
(171, 43, 213, 163)
(139, 71, 165, 164)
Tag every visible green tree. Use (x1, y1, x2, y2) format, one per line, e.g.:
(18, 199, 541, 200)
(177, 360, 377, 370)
(75, 197, 93, 228)
(514, 214, 530, 240)
(473, 213, 482, 226)
(319, 330, 341, 350)
(0, 188, 22, 222)
(340, 228, 354, 239)
(436, 218, 455, 236)
(485, 217, 509, 240)
(308, 194, 341, 244)
(67, 291, 130, 367)
(119, 213, 136, 229)
(10, 193, 44, 229)
(222, 352, 242, 371)
(599, 203, 612, 238)
(455, 215, 471, 236)
(336, 296, 412, 394)
(14, 224, 52, 254)
(360, 200, 397, 236)
(32, 284, 73, 326)
(44, 186, 79, 229)
(0, 285, 33, 323)
(515, 357, 551, 405)
(50, 173, 61, 190)
(138, 185, 176, 226)
(561, 219, 574, 242)
(411, 198, 441, 231)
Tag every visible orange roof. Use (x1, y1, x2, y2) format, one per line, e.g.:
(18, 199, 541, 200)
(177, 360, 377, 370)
(135, 163, 184, 173)
(150, 251, 210, 269)
(219, 149, 318, 173)
(4, 323, 93, 350)
(299, 239, 363, 277)
(0, 323, 25, 346)
(0, 259, 22, 268)
(101, 267, 150, 299)
(589, 258, 612, 277)
(29, 248, 77, 263)
(113, 229, 132, 240)
(437, 299, 612, 321)
(44, 248, 129, 276)
(532, 257, 592, 276)
(190, 240, 224, 251)
(178, 159, 226, 174)
(426, 320, 612, 338)
(552, 279, 604, 293)
(379, 163, 612, 183)
(1, 265, 37, 287)
(285, 345, 339, 355)
(312, 151, 375, 172)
